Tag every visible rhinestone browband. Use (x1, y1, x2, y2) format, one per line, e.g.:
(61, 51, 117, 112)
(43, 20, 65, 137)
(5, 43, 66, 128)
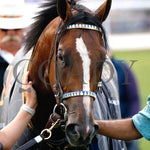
(67, 24, 102, 32)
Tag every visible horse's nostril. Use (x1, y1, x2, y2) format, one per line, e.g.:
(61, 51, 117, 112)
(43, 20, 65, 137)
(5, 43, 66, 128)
(66, 124, 80, 140)
(66, 123, 98, 147)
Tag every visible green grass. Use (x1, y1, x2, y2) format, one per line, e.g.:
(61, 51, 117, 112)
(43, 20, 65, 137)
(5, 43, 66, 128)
(113, 50, 150, 150)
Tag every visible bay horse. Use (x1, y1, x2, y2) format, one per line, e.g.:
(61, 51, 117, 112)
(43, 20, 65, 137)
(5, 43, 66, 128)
(25, 0, 109, 148)
(0, 0, 127, 149)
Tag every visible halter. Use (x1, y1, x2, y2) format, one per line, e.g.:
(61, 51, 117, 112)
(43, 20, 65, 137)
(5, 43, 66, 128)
(54, 23, 103, 103)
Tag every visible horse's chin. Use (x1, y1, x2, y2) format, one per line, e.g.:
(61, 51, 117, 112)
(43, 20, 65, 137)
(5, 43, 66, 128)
(66, 130, 95, 148)
(66, 136, 92, 147)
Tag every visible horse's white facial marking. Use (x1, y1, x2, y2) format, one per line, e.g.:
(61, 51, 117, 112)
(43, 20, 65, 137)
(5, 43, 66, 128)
(76, 37, 91, 89)
(76, 37, 91, 132)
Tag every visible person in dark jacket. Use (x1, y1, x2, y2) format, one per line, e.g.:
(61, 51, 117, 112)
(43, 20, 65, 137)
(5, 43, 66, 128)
(111, 57, 140, 150)
(0, 57, 8, 96)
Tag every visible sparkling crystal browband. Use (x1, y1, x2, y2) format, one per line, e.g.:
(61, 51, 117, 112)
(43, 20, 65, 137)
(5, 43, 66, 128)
(67, 24, 102, 32)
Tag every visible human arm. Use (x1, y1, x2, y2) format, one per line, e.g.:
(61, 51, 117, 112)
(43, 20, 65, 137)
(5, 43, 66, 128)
(95, 95, 150, 141)
(95, 118, 142, 141)
(0, 71, 37, 150)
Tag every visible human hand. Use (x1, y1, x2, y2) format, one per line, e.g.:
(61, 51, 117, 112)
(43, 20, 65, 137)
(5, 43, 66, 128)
(23, 71, 38, 109)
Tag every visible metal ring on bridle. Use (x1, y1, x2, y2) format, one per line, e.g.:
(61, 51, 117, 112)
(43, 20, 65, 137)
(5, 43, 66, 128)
(53, 103, 67, 115)
(41, 129, 52, 140)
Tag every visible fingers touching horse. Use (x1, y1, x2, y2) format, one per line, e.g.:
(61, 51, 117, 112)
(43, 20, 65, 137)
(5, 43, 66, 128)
(25, 0, 111, 148)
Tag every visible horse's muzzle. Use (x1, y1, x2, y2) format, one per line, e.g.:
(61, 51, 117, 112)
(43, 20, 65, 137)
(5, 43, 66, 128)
(65, 123, 98, 147)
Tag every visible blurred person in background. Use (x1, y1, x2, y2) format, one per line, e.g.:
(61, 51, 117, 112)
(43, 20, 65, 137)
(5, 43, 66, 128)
(0, 0, 29, 96)
(111, 56, 140, 150)
(0, 0, 31, 132)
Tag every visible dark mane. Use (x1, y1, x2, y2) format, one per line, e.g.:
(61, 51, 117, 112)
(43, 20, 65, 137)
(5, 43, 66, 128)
(24, 0, 100, 53)
(24, 0, 78, 52)
(24, 0, 57, 52)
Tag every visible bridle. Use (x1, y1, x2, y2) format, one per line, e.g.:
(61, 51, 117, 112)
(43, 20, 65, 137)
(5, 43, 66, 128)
(45, 21, 105, 148)
(61, 23, 105, 102)
(53, 18, 107, 104)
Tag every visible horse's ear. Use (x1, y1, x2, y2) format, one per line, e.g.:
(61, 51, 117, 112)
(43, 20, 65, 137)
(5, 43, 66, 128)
(57, 0, 72, 22)
(95, 0, 112, 23)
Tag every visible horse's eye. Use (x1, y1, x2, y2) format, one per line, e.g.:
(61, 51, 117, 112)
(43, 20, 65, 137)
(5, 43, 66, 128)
(58, 54, 63, 61)
(57, 52, 65, 65)
(57, 53, 61, 60)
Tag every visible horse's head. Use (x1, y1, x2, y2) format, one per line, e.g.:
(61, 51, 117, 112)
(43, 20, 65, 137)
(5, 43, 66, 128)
(26, 0, 111, 147)
(48, 0, 111, 147)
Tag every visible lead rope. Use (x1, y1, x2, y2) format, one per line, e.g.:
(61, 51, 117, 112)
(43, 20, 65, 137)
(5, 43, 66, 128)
(16, 119, 60, 150)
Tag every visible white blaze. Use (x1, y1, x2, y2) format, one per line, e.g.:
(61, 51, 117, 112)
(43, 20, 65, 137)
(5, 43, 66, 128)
(76, 37, 91, 131)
